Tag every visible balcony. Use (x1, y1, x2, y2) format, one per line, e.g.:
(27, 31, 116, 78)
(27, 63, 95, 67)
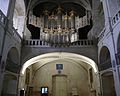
(24, 39, 95, 47)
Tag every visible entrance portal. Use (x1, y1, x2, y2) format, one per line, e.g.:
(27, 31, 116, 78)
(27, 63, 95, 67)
(101, 72, 116, 96)
(52, 74, 67, 96)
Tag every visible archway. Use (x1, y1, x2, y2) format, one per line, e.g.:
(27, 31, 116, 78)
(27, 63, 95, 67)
(1, 74, 18, 96)
(99, 46, 112, 71)
(99, 46, 116, 96)
(19, 52, 100, 96)
(5, 47, 20, 73)
(1, 47, 20, 96)
(101, 71, 116, 96)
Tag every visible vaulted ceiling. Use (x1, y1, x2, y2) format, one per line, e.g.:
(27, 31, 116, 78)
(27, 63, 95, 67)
(24, 0, 92, 15)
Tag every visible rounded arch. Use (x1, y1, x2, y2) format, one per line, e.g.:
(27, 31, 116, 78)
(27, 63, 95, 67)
(100, 71, 117, 96)
(1, 73, 18, 96)
(5, 47, 20, 73)
(21, 52, 98, 75)
(99, 46, 112, 71)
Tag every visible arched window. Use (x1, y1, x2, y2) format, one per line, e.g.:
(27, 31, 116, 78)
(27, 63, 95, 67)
(99, 46, 112, 71)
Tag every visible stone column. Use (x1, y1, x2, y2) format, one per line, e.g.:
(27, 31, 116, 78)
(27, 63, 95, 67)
(101, 0, 111, 27)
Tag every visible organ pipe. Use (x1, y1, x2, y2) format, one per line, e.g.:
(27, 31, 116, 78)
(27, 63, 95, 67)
(28, 8, 91, 44)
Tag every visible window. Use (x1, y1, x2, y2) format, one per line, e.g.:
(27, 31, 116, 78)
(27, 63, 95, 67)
(41, 87, 48, 94)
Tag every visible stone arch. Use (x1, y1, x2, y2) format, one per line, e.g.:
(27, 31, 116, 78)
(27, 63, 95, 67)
(1, 47, 20, 96)
(99, 46, 112, 71)
(5, 47, 20, 73)
(20, 52, 98, 75)
(100, 71, 116, 96)
(1, 74, 18, 96)
(19, 52, 99, 96)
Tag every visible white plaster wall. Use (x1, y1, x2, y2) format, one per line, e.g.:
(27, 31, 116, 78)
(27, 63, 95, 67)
(32, 59, 90, 96)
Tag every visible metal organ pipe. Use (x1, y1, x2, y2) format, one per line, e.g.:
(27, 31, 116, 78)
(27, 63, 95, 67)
(57, 6, 62, 31)
(43, 10, 49, 30)
(70, 10, 76, 32)
(64, 13, 68, 30)
(28, 6, 92, 44)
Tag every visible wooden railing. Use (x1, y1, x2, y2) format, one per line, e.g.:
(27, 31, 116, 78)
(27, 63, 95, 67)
(24, 39, 95, 47)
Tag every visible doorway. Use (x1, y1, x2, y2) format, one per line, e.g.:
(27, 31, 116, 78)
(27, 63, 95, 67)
(101, 71, 116, 96)
(52, 74, 67, 96)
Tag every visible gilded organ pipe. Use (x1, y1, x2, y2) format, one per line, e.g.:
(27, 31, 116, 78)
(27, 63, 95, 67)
(28, 6, 91, 44)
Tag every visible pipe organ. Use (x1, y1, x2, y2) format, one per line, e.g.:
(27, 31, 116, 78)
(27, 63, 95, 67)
(28, 6, 91, 44)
